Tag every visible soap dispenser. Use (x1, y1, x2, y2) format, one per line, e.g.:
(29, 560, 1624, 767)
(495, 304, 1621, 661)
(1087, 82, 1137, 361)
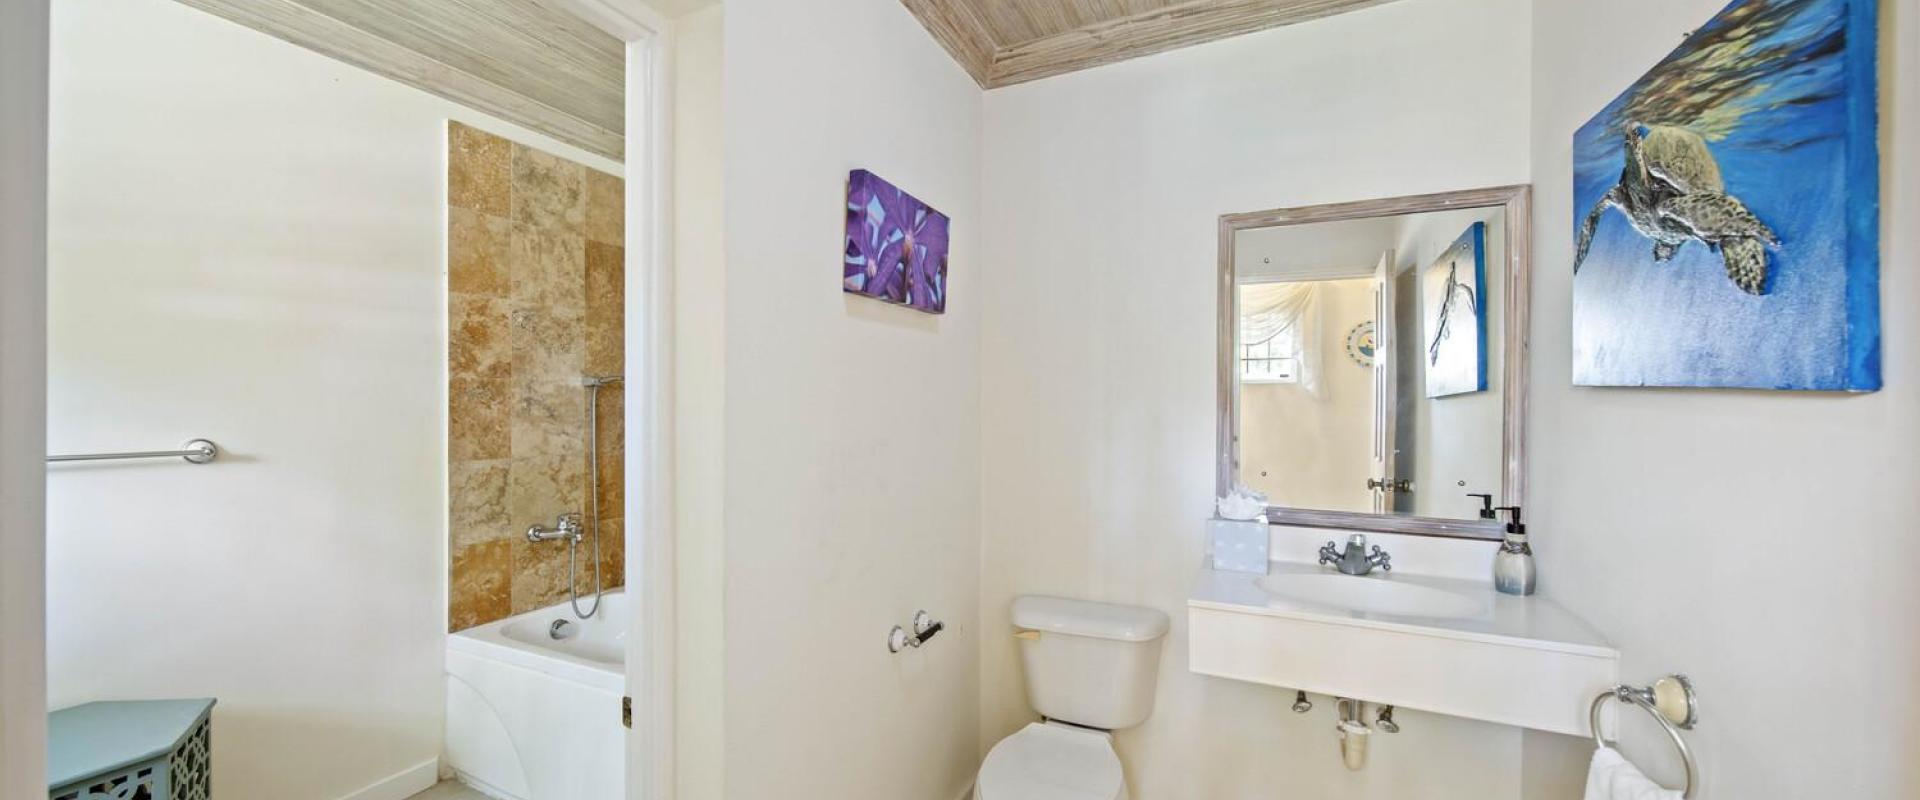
(1492, 506, 1535, 596)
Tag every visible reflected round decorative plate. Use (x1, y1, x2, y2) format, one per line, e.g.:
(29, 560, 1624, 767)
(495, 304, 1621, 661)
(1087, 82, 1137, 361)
(1346, 321, 1376, 367)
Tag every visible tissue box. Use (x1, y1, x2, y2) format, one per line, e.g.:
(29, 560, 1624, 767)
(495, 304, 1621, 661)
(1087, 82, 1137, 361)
(1208, 517, 1269, 573)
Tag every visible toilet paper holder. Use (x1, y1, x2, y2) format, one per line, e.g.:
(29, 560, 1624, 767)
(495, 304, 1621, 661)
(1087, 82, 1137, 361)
(887, 610, 945, 653)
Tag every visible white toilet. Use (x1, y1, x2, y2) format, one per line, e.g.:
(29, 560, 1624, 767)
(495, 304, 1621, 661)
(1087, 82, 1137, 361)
(975, 595, 1170, 800)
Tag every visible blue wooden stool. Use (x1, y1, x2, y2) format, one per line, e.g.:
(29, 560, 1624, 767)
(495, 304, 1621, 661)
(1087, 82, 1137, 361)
(48, 699, 214, 800)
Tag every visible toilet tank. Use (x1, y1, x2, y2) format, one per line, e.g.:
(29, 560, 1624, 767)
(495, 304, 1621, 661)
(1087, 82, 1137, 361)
(1012, 596, 1170, 730)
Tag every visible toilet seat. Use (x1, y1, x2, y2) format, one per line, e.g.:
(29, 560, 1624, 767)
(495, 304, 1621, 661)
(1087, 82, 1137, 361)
(975, 722, 1126, 800)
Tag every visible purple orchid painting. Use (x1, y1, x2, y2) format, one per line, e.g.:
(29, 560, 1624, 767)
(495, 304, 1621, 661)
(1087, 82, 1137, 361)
(844, 169, 949, 314)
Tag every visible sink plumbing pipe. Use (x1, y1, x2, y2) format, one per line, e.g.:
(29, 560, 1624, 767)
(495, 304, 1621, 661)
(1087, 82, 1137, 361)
(1295, 692, 1400, 770)
(1336, 698, 1372, 771)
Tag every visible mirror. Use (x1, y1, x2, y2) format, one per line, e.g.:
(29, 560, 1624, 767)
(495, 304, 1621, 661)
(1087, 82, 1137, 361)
(1216, 187, 1531, 538)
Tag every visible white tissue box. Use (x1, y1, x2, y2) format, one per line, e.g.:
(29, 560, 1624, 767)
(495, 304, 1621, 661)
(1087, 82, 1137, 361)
(1208, 517, 1269, 574)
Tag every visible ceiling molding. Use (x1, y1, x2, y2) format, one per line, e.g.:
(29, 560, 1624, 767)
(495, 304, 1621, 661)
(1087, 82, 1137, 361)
(901, 0, 997, 87)
(906, 0, 1408, 90)
(177, 0, 625, 160)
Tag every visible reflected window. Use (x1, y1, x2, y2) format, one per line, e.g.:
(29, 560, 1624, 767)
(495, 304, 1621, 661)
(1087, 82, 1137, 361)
(1239, 281, 1318, 387)
(1241, 330, 1299, 383)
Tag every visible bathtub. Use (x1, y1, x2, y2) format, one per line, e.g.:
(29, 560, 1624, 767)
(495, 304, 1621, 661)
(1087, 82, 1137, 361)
(445, 590, 627, 800)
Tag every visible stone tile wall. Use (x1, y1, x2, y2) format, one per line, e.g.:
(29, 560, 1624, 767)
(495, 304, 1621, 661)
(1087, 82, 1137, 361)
(447, 122, 624, 631)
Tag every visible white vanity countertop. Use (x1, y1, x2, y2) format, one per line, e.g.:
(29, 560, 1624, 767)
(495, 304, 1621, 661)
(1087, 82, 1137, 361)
(1189, 560, 1617, 659)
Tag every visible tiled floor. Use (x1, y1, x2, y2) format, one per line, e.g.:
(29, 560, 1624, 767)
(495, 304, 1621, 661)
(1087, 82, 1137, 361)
(408, 781, 492, 800)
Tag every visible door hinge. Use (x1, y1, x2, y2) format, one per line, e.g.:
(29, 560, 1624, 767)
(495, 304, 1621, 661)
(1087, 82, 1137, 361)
(622, 696, 632, 729)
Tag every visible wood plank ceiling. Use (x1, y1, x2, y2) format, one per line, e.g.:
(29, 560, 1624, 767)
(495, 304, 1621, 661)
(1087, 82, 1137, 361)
(904, 0, 1407, 89)
(177, 0, 626, 160)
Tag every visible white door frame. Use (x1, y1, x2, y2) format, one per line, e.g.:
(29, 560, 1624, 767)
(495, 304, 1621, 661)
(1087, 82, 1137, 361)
(555, 2, 679, 799)
(0, 0, 51, 796)
(0, 0, 50, 790)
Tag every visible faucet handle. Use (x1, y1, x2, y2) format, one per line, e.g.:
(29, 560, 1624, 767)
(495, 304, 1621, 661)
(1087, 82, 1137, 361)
(1318, 540, 1341, 565)
(1370, 546, 1392, 572)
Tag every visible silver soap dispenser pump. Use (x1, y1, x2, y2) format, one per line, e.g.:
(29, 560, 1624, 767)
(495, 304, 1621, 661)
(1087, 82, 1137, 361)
(1492, 505, 1535, 596)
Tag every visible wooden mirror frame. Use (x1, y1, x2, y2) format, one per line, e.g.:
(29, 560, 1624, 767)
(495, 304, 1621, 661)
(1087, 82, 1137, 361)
(1217, 185, 1532, 540)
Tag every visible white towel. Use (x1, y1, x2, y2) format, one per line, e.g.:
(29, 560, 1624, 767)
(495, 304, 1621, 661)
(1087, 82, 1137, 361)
(1584, 746, 1683, 800)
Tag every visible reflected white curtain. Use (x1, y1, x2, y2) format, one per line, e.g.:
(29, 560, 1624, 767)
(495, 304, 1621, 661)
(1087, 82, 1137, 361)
(1240, 281, 1322, 397)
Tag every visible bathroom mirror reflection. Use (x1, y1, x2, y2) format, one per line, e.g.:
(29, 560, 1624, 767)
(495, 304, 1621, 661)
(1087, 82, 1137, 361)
(1218, 187, 1531, 538)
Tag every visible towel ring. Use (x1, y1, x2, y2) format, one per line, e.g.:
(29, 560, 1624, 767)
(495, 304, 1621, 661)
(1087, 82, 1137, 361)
(1589, 674, 1699, 798)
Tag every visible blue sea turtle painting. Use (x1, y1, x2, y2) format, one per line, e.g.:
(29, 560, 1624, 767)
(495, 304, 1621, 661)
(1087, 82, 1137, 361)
(1570, 0, 1880, 391)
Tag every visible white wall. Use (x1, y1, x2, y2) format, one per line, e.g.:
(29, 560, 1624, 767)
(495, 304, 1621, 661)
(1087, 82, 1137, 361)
(1, 0, 51, 795)
(720, 0, 983, 798)
(46, 1, 616, 797)
(977, 0, 1533, 797)
(1520, 0, 1920, 797)
(671, 5, 727, 800)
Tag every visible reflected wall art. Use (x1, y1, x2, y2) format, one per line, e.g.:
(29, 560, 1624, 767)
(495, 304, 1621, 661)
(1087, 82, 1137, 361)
(1571, 0, 1880, 391)
(844, 169, 950, 314)
(1425, 222, 1488, 398)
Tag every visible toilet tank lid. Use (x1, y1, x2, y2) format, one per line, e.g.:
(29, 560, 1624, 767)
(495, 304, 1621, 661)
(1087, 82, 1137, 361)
(1011, 596, 1169, 642)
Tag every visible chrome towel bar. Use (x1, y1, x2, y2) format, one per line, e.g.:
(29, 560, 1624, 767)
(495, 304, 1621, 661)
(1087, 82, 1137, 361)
(1590, 674, 1699, 798)
(48, 439, 219, 465)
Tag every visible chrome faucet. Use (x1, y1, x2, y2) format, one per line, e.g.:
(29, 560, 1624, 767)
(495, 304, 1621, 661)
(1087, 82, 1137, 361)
(1319, 534, 1392, 576)
(527, 512, 584, 544)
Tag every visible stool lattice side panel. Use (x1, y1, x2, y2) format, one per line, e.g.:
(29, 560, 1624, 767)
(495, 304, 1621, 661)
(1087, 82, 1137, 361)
(51, 762, 159, 800)
(167, 717, 211, 800)
(50, 715, 211, 800)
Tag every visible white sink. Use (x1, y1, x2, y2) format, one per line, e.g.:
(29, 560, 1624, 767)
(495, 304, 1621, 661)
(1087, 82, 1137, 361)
(1188, 558, 1620, 735)
(1255, 572, 1487, 620)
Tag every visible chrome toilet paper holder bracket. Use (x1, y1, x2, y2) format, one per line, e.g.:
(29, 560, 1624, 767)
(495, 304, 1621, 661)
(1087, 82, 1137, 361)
(887, 610, 944, 653)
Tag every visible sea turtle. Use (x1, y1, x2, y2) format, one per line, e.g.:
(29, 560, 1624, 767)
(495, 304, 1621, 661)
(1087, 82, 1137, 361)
(1638, 124, 1723, 196)
(1656, 191, 1779, 248)
(1655, 191, 1780, 295)
(1574, 121, 1779, 294)
(1574, 123, 1719, 270)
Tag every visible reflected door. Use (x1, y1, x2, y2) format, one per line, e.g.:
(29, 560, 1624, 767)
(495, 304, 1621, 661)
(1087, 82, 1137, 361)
(1369, 250, 1397, 514)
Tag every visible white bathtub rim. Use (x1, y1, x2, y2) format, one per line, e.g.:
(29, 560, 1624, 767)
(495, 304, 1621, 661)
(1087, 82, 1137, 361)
(448, 590, 626, 693)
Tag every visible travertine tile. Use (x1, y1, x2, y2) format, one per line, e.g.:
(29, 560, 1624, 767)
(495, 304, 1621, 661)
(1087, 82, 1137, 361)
(449, 292, 510, 382)
(450, 459, 509, 549)
(451, 135, 624, 627)
(449, 123, 510, 217)
(449, 207, 510, 298)
(510, 224, 587, 319)
(449, 292, 510, 462)
(584, 241, 624, 376)
(511, 143, 585, 234)
(448, 374, 509, 462)
(508, 453, 587, 613)
(595, 516, 625, 590)
(508, 453, 587, 533)
(589, 387, 624, 518)
(510, 525, 574, 613)
(510, 309, 587, 460)
(449, 539, 511, 632)
(584, 169, 624, 247)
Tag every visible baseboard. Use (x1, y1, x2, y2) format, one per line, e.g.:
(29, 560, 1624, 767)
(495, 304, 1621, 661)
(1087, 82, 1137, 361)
(337, 758, 440, 800)
(447, 770, 522, 800)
